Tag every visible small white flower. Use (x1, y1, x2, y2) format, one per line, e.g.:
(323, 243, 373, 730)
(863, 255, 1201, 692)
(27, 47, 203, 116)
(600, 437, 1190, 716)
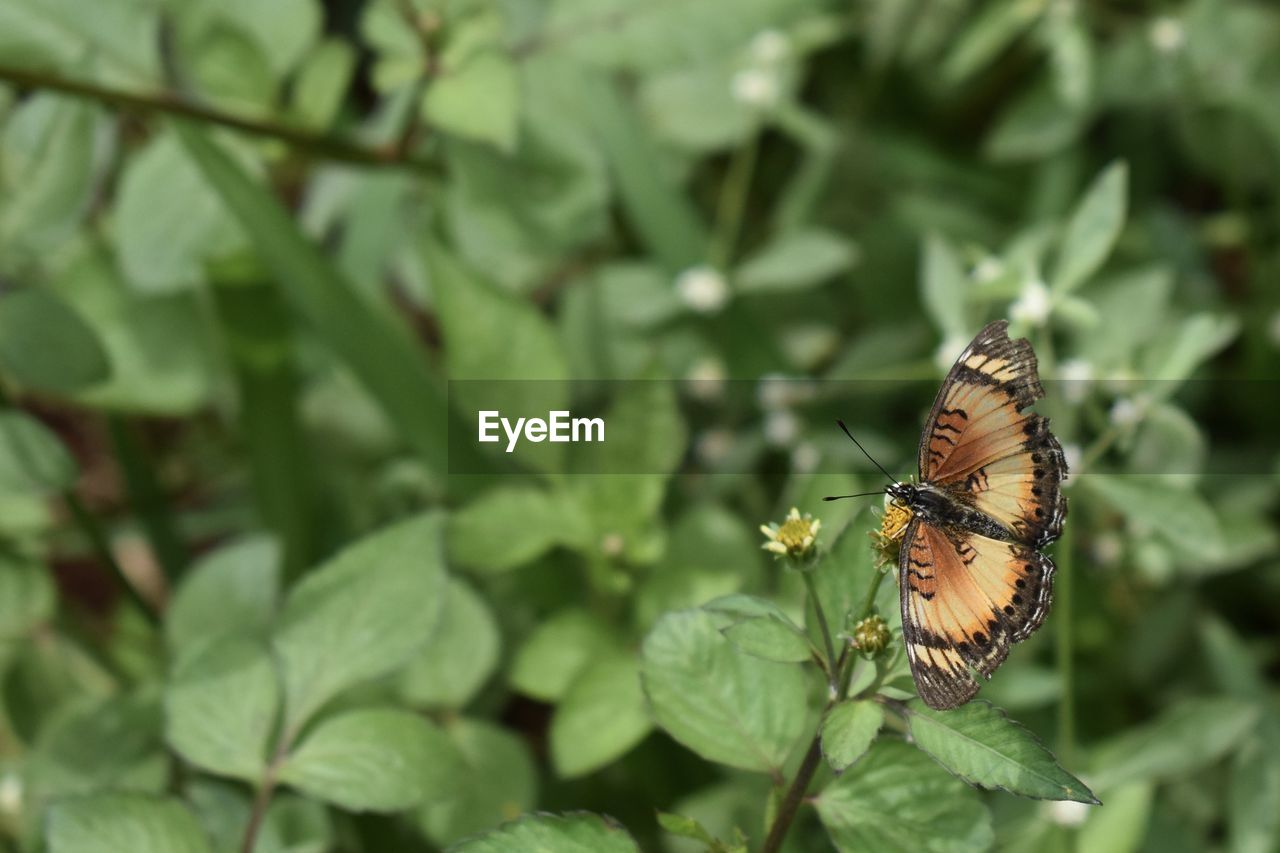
(684, 357, 727, 401)
(1049, 799, 1091, 827)
(695, 428, 734, 466)
(1010, 277, 1052, 327)
(757, 372, 796, 410)
(600, 533, 624, 557)
(934, 334, 970, 371)
(972, 255, 1005, 283)
(1058, 359, 1094, 404)
(749, 29, 790, 64)
(764, 409, 801, 447)
(1092, 532, 1122, 566)
(1109, 396, 1145, 427)
(0, 772, 21, 815)
(1150, 16, 1185, 53)
(731, 68, 780, 108)
(792, 441, 821, 473)
(1062, 443, 1082, 483)
(676, 266, 730, 314)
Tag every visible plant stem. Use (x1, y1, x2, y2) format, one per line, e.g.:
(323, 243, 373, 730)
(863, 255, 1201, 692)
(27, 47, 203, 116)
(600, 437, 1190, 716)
(0, 62, 439, 172)
(710, 135, 760, 269)
(241, 743, 289, 853)
(802, 571, 839, 689)
(107, 415, 187, 582)
(1056, 518, 1076, 768)
(63, 490, 160, 626)
(762, 734, 823, 853)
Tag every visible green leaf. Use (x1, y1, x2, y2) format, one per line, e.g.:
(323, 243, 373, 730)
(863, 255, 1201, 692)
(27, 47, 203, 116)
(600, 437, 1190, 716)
(1052, 162, 1128, 294)
(1077, 781, 1153, 853)
(1139, 312, 1239, 384)
(418, 718, 537, 846)
(164, 637, 279, 783)
(985, 76, 1086, 162)
(400, 578, 500, 709)
(0, 288, 108, 394)
(449, 487, 587, 572)
(1085, 476, 1225, 562)
(0, 553, 55, 638)
(722, 615, 814, 663)
(640, 65, 757, 152)
(173, 121, 448, 473)
(424, 52, 519, 151)
(736, 228, 858, 293)
(510, 609, 619, 702)
(920, 234, 969, 339)
(821, 700, 884, 773)
(0, 0, 160, 85)
(656, 812, 715, 844)
(640, 609, 807, 773)
(550, 653, 652, 778)
(905, 700, 1098, 803)
(166, 535, 280, 653)
(28, 694, 166, 798)
(815, 739, 992, 852)
(47, 794, 212, 853)
(279, 708, 460, 812)
(940, 0, 1041, 85)
(1089, 696, 1261, 790)
(114, 130, 249, 293)
(272, 513, 447, 730)
(1228, 715, 1280, 853)
(0, 410, 77, 496)
(291, 38, 356, 129)
(451, 811, 640, 853)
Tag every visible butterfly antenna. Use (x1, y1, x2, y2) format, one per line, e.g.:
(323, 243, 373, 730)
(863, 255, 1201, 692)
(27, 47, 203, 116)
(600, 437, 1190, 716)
(835, 420, 900, 486)
(822, 491, 887, 502)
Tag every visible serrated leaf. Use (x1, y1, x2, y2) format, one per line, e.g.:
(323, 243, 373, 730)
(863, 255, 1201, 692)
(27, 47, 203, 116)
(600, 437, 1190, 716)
(279, 708, 460, 812)
(400, 578, 500, 709)
(0, 410, 77, 496)
(905, 700, 1098, 803)
(722, 615, 814, 663)
(47, 794, 211, 853)
(164, 636, 279, 784)
(641, 609, 806, 773)
(451, 811, 640, 852)
(1052, 162, 1127, 294)
(821, 700, 884, 773)
(0, 288, 109, 393)
(815, 739, 992, 852)
(736, 228, 857, 293)
(1089, 696, 1260, 790)
(272, 513, 447, 730)
(166, 535, 280, 653)
(550, 653, 652, 778)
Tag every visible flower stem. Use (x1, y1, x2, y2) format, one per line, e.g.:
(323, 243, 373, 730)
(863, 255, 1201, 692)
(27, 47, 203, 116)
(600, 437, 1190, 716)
(762, 735, 824, 853)
(710, 135, 759, 269)
(801, 571, 838, 690)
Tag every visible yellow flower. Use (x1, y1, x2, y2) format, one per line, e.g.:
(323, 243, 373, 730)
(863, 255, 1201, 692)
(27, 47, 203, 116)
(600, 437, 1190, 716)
(850, 615, 891, 656)
(760, 507, 821, 560)
(868, 498, 912, 568)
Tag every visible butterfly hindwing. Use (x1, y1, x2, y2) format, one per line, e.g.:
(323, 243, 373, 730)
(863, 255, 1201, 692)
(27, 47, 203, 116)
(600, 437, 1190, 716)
(899, 518, 1056, 710)
(918, 320, 1067, 547)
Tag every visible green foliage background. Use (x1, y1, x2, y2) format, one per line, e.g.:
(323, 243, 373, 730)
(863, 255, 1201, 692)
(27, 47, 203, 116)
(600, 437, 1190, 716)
(1, 0, 1278, 851)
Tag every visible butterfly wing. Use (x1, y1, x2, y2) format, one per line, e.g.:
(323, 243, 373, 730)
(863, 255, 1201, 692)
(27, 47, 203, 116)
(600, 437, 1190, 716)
(918, 320, 1067, 547)
(899, 517, 1055, 710)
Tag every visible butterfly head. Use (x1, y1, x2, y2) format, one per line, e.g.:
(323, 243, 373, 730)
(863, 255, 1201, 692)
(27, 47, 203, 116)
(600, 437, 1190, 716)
(886, 482, 950, 524)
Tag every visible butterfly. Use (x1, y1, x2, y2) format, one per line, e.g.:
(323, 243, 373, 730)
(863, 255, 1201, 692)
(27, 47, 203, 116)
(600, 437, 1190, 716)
(887, 320, 1067, 710)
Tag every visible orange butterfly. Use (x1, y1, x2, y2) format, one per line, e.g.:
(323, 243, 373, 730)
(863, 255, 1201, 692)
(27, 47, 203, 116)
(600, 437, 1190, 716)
(883, 321, 1067, 709)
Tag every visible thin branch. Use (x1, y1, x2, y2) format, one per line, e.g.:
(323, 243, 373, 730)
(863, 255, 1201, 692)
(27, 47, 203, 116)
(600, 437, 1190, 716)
(762, 735, 824, 853)
(0, 63, 441, 173)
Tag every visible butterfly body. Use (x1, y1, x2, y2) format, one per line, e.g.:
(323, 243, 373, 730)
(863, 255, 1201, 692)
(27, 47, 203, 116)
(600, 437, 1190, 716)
(893, 320, 1068, 710)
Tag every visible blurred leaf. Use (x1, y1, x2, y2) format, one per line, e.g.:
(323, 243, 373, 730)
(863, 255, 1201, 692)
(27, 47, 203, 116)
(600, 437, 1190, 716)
(815, 739, 993, 851)
(905, 700, 1098, 803)
(452, 811, 640, 852)
(424, 52, 519, 151)
(657, 812, 716, 844)
(0, 410, 77, 496)
(640, 64, 757, 152)
(986, 76, 1087, 162)
(510, 609, 619, 702)
(418, 718, 537, 846)
(47, 794, 212, 853)
(640, 609, 807, 773)
(550, 652, 652, 778)
(920, 233, 969, 339)
(736, 228, 857, 293)
(1140, 312, 1239, 384)
(1089, 696, 1260, 790)
(1076, 268, 1171, 369)
(722, 614, 814, 663)
(186, 782, 331, 853)
(28, 694, 165, 798)
(940, 0, 1041, 85)
(165, 637, 279, 783)
(0, 288, 108, 393)
(821, 700, 884, 773)
(174, 0, 319, 79)
(1052, 162, 1127, 295)
(1086, 475, 1224, 562)
(448, 486, 588, 572)
(279, 708, 460, 812)
(272, 513, 446, 730)
(400, 578, 500, 709)
(174, 121, 449, 473)
(1228, 713, 1280, 853)
(1076, 781, 1153, 853)
(114, 131, 250, 293)
(291, 38, 356, 129)
(166, 535, 281, 653)
(1197, 614, 1267, 699)
(0, 553, 54, 637)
